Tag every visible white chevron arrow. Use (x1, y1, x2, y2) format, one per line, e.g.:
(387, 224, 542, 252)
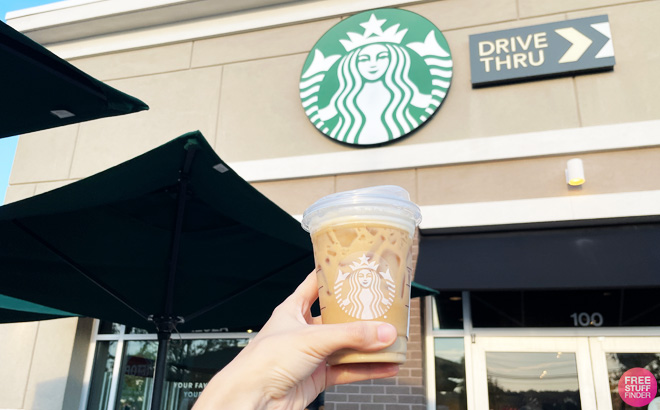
(555, 27, 593, 63)
(591, 22, 615, 58)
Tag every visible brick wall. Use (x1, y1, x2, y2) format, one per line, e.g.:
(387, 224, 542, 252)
(324, 297, 426, 410)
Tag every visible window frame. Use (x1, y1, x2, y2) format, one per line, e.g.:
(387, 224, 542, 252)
(78, 320, 255, 410)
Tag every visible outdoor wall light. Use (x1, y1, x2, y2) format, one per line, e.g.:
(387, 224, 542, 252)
(566, 158, 585, 186)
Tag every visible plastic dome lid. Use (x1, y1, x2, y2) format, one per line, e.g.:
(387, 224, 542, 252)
(301, 185, 422, 233)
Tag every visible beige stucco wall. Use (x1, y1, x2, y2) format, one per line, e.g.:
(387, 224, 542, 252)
(6, 0, 660, 200)
(0, 318, 92, 410)
(4, 1, 660, 409)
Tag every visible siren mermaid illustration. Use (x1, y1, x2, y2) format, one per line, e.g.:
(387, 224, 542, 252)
(336, 254, 396, 320)
(317, 40, 432, 145)
(300, 13, 452, 145)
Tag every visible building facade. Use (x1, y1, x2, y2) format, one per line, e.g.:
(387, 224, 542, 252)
(2, 0, 660, 409)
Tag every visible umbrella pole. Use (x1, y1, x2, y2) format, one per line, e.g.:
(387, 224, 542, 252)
(151, 330, 171, 410)
(150, 142, 197, 410)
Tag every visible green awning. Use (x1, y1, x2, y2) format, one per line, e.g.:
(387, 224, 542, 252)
(0, 21, 148, 139)
(0, 294, 76, 323)
(411, 281, 439, 298)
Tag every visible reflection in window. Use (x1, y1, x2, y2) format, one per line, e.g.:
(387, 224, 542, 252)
(162, 339, 248, 410)
(88, 317, 251, 410)
(116, 341, 157, 410)
(98, 321, 123, 335)
(87, 341, 117, 410)
(434, 338, 467, 410)
(471, 289, 660, 328)
(607, 352, 660, 410)
(126, 326, 150, 335)
(486, 352, 581, 410)
(431, 293, 464, 330)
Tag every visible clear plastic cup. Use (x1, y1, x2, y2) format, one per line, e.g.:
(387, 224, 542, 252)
(302, 186, 422, 365)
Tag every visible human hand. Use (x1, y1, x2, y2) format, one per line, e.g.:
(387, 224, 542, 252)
(192, 271, 399, 410)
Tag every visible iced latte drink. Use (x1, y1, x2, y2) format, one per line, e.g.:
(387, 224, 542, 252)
(301, 186, 422, 365)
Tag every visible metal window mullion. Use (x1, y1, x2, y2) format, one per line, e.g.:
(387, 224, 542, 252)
(172, 332, 256, 340)
(424, 296, 436, 410)
(469, 326, 660, 337)
(106, 338, 125, 410)
(95, 332, 255, 341)
(462, 291, 473, 336)
(462, 291, 477, 410)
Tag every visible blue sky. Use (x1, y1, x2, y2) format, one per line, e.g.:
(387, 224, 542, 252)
(0, 0, 58, 203)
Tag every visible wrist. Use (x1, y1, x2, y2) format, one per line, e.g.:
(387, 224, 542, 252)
(193, 357, 268, 410)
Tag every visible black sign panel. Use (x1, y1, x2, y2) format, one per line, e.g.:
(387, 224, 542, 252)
(469, 15, 615, 87)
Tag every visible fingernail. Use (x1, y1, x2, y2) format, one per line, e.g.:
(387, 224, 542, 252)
(377, 324, 396, 343)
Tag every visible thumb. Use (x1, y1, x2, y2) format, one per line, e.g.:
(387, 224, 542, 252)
(301, 321, 397, 358)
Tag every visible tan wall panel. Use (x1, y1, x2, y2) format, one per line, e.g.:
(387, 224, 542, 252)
(519, 0, 641, 18)
(404, 14, 581, 147)
(10, 125, 79, 184)
(217, 54, 351, 161)
(71, 66, 222, 178)
(191, 18, 340, 68)
(578, 148, 660, 193)
(23, 318, 79, 410)
(336, 169, 418, 202)
(417, 148, 660, 205)
(251, 176, 335, 215)
(4, 183, 36, 204)
(0, 322, 38, 409)
(571, 2, 660, 126)
(70, 42, 193, 81)
(419, 156, 572, 205)
(404, 0, 518, 31)
(35, 179, 77, 195)
(62, 318, 95, 410)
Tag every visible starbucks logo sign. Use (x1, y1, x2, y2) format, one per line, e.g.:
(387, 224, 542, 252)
(299, 9, 453, 146)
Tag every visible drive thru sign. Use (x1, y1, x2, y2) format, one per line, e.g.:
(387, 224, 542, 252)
(469, 15, 615, 87)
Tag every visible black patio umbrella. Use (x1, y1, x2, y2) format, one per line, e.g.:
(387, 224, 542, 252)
(0, 20, 148, 139)
(0, 130, 314, 410)
(0, 129, 435, 408)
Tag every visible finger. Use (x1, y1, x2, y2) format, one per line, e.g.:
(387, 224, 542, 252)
(326, 363, 400, 387)
(299, 321, 397, 358)
(289, 270, 319, 313)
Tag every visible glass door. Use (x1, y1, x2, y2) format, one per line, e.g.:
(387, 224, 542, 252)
(589, 337, 660, 410)
(471, 337, 597, 410)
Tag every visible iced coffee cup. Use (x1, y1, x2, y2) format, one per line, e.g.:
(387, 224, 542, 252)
(301, 186, 422, 365)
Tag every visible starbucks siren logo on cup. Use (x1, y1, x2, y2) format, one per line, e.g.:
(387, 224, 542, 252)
(299, 9, 453, 146)
(334, 253, 397, 320)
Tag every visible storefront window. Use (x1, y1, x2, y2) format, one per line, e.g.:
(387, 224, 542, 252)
(607, 353, 660, 410)
(431, 292, 464, 330)
(85, 321, 250, 410)
(98, 322, 123, 335)
(116, 341, 157, 410)
(434, 338, 467, 410)
(471, 288, 660, 328)
(485, 352, 581, 410)
(161, 339, 248, 409)
(126, 326, 150, 335)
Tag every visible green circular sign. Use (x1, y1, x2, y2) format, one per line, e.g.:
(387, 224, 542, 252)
(300, 9, 453, 146)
